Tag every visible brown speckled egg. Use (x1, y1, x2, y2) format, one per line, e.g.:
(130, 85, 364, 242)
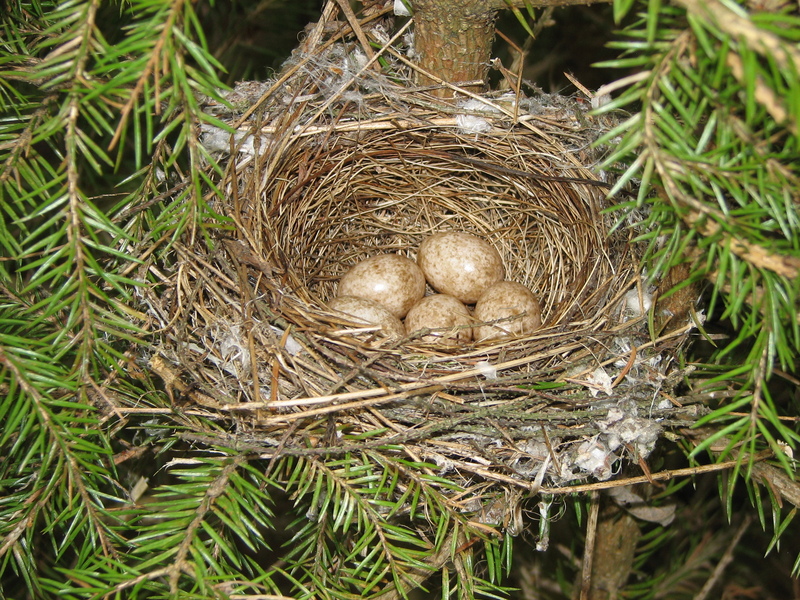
(327, 296, 406, 339)
(337, 254, 425, 318)
(405, 294, 473, 345)
(417, 232, 504, 304)
(473, 281, 541, 342)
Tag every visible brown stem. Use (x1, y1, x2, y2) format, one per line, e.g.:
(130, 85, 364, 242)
(408, 0, 613, 96)
(498, 0, 611, 6)
(411, 0, 498, 95)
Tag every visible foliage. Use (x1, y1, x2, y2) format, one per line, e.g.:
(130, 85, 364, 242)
(593, 0, 800, 585)
(1, 0, 799, 597)
(0, 0, 234, 596)
(597, 0, 800, 481)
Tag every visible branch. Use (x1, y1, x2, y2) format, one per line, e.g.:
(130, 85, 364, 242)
(578, 491, 600, 600)
(168, 457, 245, 593)
(374, 531, 455, 600)
(675, 0, 800, 75)
(541, 450, 773, 495)
(109, 0, 187, 150)
(492, 0, 611, 9)
(692, 515, 752, 600)
(752, 461, 800, 509)
(684, 210, 800, 279)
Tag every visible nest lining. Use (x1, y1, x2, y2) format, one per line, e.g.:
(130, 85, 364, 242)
(231, 108, 641, 371)
(261, 132, 617, 324)
(137, 17, 702, 502)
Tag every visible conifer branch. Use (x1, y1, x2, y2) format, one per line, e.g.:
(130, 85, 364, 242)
(109, 0, 187, 149)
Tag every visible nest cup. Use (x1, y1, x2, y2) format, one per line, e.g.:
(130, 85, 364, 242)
(264, 127, 624, 330)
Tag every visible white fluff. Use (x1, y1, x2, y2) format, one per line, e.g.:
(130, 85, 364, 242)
(456, 113, 492, 135)
(586, 367, 613, 397)
(393, 0, 411, 16)
(476, 360, 498, 380)
(624, 288, 653, 315)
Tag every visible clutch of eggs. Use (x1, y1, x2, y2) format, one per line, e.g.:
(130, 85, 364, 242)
(330, 233, 541, 345)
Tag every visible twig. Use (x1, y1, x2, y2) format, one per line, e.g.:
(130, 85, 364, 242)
(495, 0, 611, 7)
(541, 450, 773, 495)
(692, 515, 752, 600)
(229, 596, 296, 600)
(333, 0, 377, 69)
(374, 531, 455, 600)
(207, 322, 693, 417)
(611, 344, 637, 388)
(218, 341, 588, 413)
(684, 209, 800, 279)
(580, 491, 600, 600)
(752, 461, 800, 509)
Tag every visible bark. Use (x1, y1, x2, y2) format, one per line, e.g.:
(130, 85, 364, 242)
(409, 0, 612, 96)
(583, 498, 641, 600)
(411, 0, 498, 95)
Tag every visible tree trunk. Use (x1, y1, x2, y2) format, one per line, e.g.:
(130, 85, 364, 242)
(411, 0, 498, 96)
(586, 501, 641, 599)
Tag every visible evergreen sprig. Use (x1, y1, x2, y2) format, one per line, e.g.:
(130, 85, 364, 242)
(279, 450, 511, 600)
(595, 0, 800, 580)
(597, 0, 800, 459)
(0, 0, 229, 596)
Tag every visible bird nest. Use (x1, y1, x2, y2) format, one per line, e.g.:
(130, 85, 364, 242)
(141, 8, 702, 507)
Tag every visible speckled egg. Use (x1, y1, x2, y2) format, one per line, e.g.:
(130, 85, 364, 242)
(417, 232, 504, 304)
(337, 254, 426, 318)
(473, 281, 541, 342)
(405, 294, 473, 345)
(327, 296, 406, 339)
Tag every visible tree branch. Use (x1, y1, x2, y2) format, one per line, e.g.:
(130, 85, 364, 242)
(684, 210, 800, 280)
(489, 0, 611, 8)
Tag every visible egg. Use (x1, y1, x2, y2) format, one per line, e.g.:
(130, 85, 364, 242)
(405, 294, 473, 345)
(327, 296, 406, 339)
(417, 232, 504, 304)
(473, 281, 542, 342)
(337, 254, 426, 318)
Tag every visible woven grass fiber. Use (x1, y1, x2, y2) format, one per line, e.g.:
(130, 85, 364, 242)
(141, 3, 702, 500)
